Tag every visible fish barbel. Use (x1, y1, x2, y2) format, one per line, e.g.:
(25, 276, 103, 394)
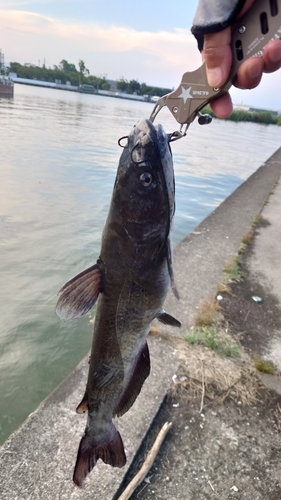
(56, 118, 181, 486)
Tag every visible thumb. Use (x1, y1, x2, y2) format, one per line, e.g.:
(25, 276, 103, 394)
(203, 27, 232, 88)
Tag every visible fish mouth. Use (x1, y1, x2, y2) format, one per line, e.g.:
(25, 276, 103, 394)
(133, 119, 175, 240)
(131, 119, 175, 218)
(130, 118, 168, 153)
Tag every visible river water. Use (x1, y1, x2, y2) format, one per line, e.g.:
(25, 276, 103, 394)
(0, 84, 280, 445)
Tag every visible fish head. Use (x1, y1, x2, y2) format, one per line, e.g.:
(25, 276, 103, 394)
(110, 119, 175, 243)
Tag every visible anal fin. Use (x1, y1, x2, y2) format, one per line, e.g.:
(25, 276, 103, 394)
(113, 342, 150, 418)
(76, 391, 89, 414)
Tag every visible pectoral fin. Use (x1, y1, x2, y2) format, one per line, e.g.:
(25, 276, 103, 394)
(56, 263, 102, 320)
(166, 237, 180, 300)
(157, 311, 181, 327)
(113, 342, 150, 418)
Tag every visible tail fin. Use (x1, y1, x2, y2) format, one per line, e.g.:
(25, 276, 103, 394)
(73, 426, 126, 487)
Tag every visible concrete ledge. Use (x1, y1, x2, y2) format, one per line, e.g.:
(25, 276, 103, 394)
(164, 148, 281, 331)
(1, 147, 281, 499)
(0, 337, 177, 500)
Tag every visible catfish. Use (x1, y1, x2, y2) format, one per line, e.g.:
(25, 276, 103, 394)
(56, 119, 180, 486)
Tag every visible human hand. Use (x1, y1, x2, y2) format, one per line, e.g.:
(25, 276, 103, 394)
(202, 0, 281, 118)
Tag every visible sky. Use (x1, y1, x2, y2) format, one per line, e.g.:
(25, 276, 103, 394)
(0, 0, 280, 110)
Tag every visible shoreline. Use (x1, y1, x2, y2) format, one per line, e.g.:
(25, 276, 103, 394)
(13, 79, 155, 103)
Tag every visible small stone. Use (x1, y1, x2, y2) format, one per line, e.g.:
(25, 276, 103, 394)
(252, 295, 262, 303)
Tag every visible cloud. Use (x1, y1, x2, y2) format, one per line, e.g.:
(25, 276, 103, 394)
(0, 9, 200, 86)
(2, 8, 279, 108)
(0, 0, 54, 6)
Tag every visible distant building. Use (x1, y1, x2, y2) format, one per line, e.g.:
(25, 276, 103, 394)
(233, 103, 278, 115)
(249, 106, 278, 116)
(107, 79, 118, 92)
(233, 104, 250, 111)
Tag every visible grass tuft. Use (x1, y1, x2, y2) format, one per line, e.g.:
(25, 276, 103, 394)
(241, 229, 254, 246)
(253, 354, 278, 374)
(184, 327, 241, 358)
(224, 257, 242, 282)
(252, 214, 262, 227)
(194, 298, 220, 327)
(183, 330, 201, 345)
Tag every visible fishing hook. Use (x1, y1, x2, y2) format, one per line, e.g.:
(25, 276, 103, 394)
(131, 141, 146, 165)
(118, 136, 129, 148)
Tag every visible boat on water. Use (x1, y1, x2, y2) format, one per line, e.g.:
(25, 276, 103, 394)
(78, 83, 97, 94)
(0, 49, 14, 97)
(0, 76, 14, 96)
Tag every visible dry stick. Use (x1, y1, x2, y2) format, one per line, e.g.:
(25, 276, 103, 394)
(199, 360, 205, 413)
(208, 480, 215, 492)
(244, 309, 250, 322)
(117, 421, 173, 500)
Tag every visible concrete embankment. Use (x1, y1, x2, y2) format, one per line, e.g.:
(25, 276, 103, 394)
(0, 147, 281, 499)
(14, 80, 154, 103)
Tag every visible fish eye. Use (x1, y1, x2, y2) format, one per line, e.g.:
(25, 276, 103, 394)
(139, 172, 153, 187)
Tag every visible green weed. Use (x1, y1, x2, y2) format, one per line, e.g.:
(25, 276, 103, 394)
(184, 327, 241, 358)
(183, 330, 202, 345)
(253, 354, 278, 374)
(252, 214, 262, 227)
(224, 257, 242, 282)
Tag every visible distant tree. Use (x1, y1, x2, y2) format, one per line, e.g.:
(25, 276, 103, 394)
(78, 59, 89, 84)
(101, 80, 110, 90)
(87, 75, 109, 90)
(97, 74, 110, 90)
(140, 82, 150, 95)
(116, 78, 129, 92)
(9, 62, 21, 73)
(127, 79, 141, 94)
(59, 60, 77, 73)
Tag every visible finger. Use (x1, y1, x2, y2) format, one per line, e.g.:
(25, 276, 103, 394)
(210, 92, 233, 119)
(203, 27, 232, 88)
(238, 0, 255, 17)
(235, 57, 264, 89)
(263, 39, 281, 73)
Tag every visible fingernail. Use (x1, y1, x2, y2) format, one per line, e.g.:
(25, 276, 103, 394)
(207, 67, 223, 87)
(247, 61, 261, 79)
